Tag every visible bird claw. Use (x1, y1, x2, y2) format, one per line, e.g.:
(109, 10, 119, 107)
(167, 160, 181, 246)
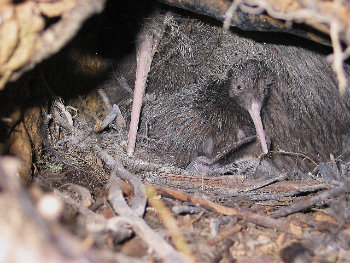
(185, 156, 221, 174)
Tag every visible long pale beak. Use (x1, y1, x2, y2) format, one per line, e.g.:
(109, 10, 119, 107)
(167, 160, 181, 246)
(248, 101, 268, 154)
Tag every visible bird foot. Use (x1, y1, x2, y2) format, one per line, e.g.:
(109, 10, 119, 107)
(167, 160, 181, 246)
(185, 156, 221, 174)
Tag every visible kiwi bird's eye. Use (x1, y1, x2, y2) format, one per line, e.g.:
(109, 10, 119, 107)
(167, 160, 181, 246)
(237, 85, 243, 91)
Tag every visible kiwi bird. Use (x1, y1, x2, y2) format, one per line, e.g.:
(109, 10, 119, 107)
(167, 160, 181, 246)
(109, 9, 350, 173)
(144, 59, 276, 167)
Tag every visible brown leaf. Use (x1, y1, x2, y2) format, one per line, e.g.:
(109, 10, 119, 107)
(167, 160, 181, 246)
(314, 211, 339, 225)
(289, 221, 302, 235)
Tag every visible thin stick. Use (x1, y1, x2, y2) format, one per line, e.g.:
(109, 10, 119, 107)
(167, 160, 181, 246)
(93, 145, 147, 217)
(330, 21, 347, 95)
(98, 89, 112, 111)
(94, 104, 126, 132)
(148, 185, 292, 233)
(223, 0, 241, 31)
(146, 187, 195, 259)
(239, 173, 289, 192)
(270, 150, 318, 167)
(108, 175, 193, 263)
(208, 224, 243, 245)
(271, 182, 349, 218)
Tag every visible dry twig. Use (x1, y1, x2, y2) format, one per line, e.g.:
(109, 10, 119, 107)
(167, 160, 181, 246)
(238, 173, 289, 192)
(271, 182, 350, 218)
(94, 104, 126, 132)
(49, 99, 147, 217)
(208, 223, 243, 245)
(0, 157, 102, 262)
(330, 21, 348, 94)
(148, 184, 292, 233)
(146, 187, 195, 259)
(48, 100, 191, 262)
(108, 175, 192, 263)
(93, 145, 147, 217)
(54, 189, 134, 242)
